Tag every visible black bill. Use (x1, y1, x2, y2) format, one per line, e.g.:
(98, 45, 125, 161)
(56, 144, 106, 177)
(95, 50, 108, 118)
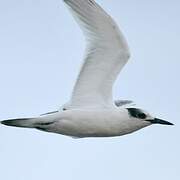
(146, 118, 174, 125)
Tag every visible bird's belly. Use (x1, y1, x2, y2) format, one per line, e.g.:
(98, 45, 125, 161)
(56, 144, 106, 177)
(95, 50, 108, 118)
(48, 118, 144, 138)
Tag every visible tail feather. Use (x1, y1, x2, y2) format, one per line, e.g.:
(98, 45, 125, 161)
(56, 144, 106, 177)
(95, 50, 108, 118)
(1, 118, 35, 128)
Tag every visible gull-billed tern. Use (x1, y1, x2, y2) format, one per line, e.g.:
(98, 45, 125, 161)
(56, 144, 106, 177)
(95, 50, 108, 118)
(1, 0, 173, 138)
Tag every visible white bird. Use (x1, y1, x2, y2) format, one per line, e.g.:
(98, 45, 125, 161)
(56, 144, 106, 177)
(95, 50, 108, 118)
(1, 0, 173, 138)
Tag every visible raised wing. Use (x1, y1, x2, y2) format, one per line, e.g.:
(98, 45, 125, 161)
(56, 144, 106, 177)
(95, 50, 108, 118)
(64, 0, 130, 109)
(115, 100, 135, 107)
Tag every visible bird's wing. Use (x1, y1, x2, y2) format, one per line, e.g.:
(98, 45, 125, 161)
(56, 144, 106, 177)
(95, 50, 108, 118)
(114, 100, 135, 107)
(64, 0, 130, 109)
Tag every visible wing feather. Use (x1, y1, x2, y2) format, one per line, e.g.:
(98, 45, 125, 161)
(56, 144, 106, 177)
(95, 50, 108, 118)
(64, 0, 130, 108)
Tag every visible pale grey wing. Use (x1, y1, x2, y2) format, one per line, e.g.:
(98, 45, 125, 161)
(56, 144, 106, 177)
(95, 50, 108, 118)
(64, 0, 130, 109)
(40, 100, 135, 115)
(40, 111, 59, 116)
(114, 100, 134, 107)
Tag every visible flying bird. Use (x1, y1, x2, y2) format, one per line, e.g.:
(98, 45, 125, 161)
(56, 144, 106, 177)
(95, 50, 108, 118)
(1, 0, 173, 138)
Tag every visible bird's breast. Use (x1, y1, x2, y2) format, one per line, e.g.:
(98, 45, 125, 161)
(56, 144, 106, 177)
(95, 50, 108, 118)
(48, 110, 146, 138)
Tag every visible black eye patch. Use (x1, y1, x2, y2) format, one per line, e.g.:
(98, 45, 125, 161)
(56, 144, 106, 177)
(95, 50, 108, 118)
(126, 108, 147, 119)
(137, 113, 147, 119)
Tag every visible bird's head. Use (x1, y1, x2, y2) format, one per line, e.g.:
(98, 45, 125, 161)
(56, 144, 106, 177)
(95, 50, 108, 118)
(126, 108, 174, 126)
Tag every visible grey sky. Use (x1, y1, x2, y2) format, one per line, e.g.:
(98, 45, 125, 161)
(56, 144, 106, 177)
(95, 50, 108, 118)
(0, 0, 179, 180)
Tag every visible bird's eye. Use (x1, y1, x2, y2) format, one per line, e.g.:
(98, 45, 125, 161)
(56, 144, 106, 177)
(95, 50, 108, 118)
(137, 113, 147, 119)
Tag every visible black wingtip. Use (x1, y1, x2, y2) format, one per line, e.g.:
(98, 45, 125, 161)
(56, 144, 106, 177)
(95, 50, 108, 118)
(1, 118, 34, 128)
(1, 119, 19, 127)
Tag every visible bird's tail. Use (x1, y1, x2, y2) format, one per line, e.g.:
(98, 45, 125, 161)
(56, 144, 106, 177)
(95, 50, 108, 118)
(1, 118, 36, 128)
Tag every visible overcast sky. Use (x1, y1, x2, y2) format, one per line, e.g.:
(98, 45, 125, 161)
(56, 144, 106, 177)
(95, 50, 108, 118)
(0, 0, 179, 180)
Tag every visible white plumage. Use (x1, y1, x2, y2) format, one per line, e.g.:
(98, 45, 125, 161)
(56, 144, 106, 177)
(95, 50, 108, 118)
(65, 0, 130, 109)
(1, 0, 173, 138)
